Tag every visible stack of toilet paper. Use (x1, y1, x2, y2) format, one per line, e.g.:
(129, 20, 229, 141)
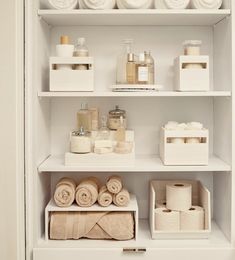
(155, 182, 205, 231)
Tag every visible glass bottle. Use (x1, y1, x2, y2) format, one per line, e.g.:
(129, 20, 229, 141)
(74, 37, 89, 70)
(116, 39, 133, 84)
(126, 53, 136, 84)
(116, 116, 126, 142)
(136, 53, 149, 84)
(97, 116, 110, 140)
(70, 127, 91, 154)
(77, 103, 92, 133)
(145, 51, 155, 85)
(183, 40, 203, 69)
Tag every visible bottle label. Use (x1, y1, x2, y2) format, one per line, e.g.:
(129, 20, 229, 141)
(138, 66, 148, 82)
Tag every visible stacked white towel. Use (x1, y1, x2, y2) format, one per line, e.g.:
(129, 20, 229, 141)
(191, 0, 222, 9)
(41, 0, 78, 9)
(155, 0, 190, 9)
(117, 0, 153, 9)
(78, 0, 116, 9)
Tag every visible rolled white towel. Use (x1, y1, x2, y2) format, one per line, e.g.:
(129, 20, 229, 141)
(41, 0, 78, 9)
(186, 122, 203, 130)
(164, 121, 179, 130)
(155, 0, 190, 9)
(117, 0, 153, 9)
(191, 0, 222, 9)
(79, 0, 116, 9)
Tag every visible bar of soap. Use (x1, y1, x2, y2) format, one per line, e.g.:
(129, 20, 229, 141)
(95, 140, 113, 148)
(94, 147, 113, 154)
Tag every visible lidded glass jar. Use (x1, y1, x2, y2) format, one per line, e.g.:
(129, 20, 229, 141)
(108, 105, 127, 130)
(183, 40, 202, 56)
(70, 127, 91, 154)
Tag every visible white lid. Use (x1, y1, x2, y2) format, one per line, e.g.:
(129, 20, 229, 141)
(183, 40, 202, 47)
(139, 53, 145, 62)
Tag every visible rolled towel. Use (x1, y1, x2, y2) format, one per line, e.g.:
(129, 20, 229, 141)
(191, 0, 222, 9)
(78, 0, 116, 9)
(113, 188, 130, 207)
(106, 175, 123, 194)
(155, 0, 190, 9)
(117, 0, 153, 9)
(75, 177, 99, 207)
(54, 178, 76, 207)
(41, 0, 78, 9)
(186, 122, 203, 130)
(98, 186, 113, 207)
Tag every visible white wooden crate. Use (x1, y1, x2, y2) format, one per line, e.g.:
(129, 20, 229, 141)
(159, 127, 209, 166)
(49, 57, 94, 92)
(149, 180, 211, 239)
(65, 130, 135, 166)
(174, 55, 209, 92)
(45, 194, 138, 241)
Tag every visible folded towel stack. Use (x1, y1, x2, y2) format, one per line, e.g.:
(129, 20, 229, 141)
(117, 0, 153, 9)
(50, 211, 135, 240)
(54, 178, 76, 207)
(78, 0, 116, 9)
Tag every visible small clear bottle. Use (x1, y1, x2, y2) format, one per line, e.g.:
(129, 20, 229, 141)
(116, 39, 133, 84)
(115, 116, 126, 142)
(126, 53, 136, 84)
(97, 116, 110, 140)
(183, 40, 203, 69)
(77, 103, 92, 133)
(74, 37, 89, 70)
(145, 51, 155, 85)
(136, 53, 149, 84)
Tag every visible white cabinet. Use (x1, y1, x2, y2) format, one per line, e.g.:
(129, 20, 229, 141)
(25, 1, 235, 260)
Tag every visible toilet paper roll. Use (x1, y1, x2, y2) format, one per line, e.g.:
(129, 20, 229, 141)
(186, 137, 201, 144)
(155, 199, 167, 208)
(155, 208, 180, 231)
(166, 183, 192, 211)
(170, 138, 185, 144)
(181, 206, 205, 230)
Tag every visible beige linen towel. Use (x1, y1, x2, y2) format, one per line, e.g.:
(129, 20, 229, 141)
(54, 178, 76, 207)
(75, 177, 99, 207)
(50, 211, 134, 241)
(113, 188, 130, 207)
(98, 186, 113, 207)
(106, 175, 123, 194)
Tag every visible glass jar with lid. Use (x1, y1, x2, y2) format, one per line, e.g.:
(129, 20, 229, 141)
(108, 105, 127, 130)
(183, 40, 202, 56)
(70, 127, 91, 154)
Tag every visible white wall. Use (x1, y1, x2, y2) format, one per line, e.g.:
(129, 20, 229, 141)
(0, 1, 24, 260)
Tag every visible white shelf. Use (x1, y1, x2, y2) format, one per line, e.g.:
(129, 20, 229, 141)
(38, 9, 231, 26)
(38, 91, 231, 98)
(37, 219, 230, 249)
(38, 154, 231, 172)
(46, 195, 137, 212)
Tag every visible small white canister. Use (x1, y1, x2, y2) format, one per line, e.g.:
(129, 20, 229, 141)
(70, 127, 91, 154)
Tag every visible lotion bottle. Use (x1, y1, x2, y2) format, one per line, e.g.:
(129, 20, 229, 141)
(136, 53, 149, 84)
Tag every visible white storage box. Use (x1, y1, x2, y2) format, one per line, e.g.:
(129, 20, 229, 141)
(159, 127, 209, 166)
(45, 194, 138, 241)
(174, 56, 209, 92)
(49, 57, 94, 92)
(149, 180, 211, 239)
(65, 130, 135, 166)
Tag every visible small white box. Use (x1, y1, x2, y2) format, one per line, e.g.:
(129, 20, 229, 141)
(174, 55, 209, 92)
(149, 180, 211, 239)
(45, 194, 138, 241)
(49, 57, 94, 92)
(159, 127, 209, 166)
